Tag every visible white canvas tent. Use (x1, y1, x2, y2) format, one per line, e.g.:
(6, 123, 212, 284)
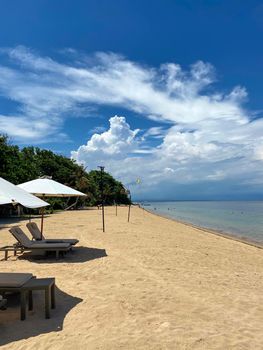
(0, 177, 49, 208)
(18, 178, 86, 236)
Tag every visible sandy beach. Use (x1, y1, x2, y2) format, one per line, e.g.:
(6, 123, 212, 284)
(0, 206, 263, 349)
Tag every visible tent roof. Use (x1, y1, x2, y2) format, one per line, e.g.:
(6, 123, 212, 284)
(0, 177, 49, 209)
(18, 178, 87, 197)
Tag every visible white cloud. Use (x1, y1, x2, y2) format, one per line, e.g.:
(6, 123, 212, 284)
(164, 167, 175, 174)
(142, 126, 167, 139)
(0, 46, 249, 142)
(71, 115, 139, 168)
(0, 114, 66, 142)
(0, 46, 263, 197)
(71, 114, 263, 198)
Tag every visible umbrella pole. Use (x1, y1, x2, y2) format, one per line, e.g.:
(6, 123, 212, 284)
(40, 194, 46, 239)
(40, 208, 44, 239)
(98, 166, 105, 232)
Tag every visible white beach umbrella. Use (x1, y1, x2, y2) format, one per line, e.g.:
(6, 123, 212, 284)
(17, 178, 87, 197)
(0, 177, 49, 209)
(18, 178, 87, 236)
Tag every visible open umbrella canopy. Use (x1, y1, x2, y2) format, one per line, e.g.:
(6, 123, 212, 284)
(0, 177, 49, 209)
(18, 178, 87, 197)
(18, 178, 87, 237)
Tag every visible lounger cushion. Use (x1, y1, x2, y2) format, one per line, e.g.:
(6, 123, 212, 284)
(9, 227, 33, 248)
(31, 242, 70, 249)
(27, 222, 79, 245)
(9, 227, 70, 250)
(0, 273, 33, 288)
(45, 238, 79, 245)
(26, 222, 44, 240)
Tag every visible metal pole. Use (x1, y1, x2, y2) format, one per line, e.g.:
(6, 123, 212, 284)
(102, 197, 105, 232)
(40, 194, 45, 239)
(40, 208, 44, 239)
(98, 166, 105, 232)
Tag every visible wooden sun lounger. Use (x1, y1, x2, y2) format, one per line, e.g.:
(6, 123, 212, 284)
(0, 273, 55, 320)
(9, 226, 71, 259)
(27, 222, 79, 246)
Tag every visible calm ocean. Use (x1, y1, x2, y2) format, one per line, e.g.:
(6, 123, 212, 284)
(140, 201, 263, 244)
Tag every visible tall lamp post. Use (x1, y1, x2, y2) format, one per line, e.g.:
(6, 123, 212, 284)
(115, 197, 118, 216)
(98, 166, 105, 232)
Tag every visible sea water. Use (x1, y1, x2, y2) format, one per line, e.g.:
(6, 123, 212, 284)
(140, 201, 263, 244)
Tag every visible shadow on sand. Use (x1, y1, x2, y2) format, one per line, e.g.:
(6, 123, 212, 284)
(17, 246, 108, 264)
(0, 216, 51, 230)
(0, 286, 83, 346)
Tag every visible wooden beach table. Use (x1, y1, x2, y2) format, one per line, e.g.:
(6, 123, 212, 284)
(21, 277, 56, 320)
(0, 244, 24, 261)
(0, 274, 56, 320)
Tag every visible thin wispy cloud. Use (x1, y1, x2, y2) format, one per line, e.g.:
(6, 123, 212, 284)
(0, 46, 262, 197)
(0, 46, 250, 140)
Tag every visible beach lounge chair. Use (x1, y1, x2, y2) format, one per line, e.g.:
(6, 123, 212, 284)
(26, 222, 79, 246)
(0, 273, 55, 320)
(9, 226, 71, 259)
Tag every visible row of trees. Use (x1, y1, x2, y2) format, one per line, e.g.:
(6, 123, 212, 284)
(0, 135, 130, 210)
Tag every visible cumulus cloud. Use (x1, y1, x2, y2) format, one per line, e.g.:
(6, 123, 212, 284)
(71, 114, 263, 198)
(72, 115, 139, 167)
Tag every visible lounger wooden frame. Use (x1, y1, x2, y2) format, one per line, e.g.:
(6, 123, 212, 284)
(9, 227, 71, 259)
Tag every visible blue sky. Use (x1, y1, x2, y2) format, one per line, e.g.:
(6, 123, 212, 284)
(0, 0, 263, 200)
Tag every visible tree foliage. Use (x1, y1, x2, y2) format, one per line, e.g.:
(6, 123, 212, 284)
(0, 135, 130, 210)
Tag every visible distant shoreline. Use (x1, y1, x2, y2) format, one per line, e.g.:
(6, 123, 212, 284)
(141, 206, 263, 250)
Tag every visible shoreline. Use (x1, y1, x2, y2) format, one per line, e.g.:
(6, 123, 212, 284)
(1, 206, 263, 349)
(142, 206, 263, 250)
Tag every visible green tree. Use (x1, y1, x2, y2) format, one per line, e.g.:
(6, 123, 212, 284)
(0, 135, 130, 209)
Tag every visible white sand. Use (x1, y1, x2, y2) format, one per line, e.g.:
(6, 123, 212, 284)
(0, 206, 263, 349)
